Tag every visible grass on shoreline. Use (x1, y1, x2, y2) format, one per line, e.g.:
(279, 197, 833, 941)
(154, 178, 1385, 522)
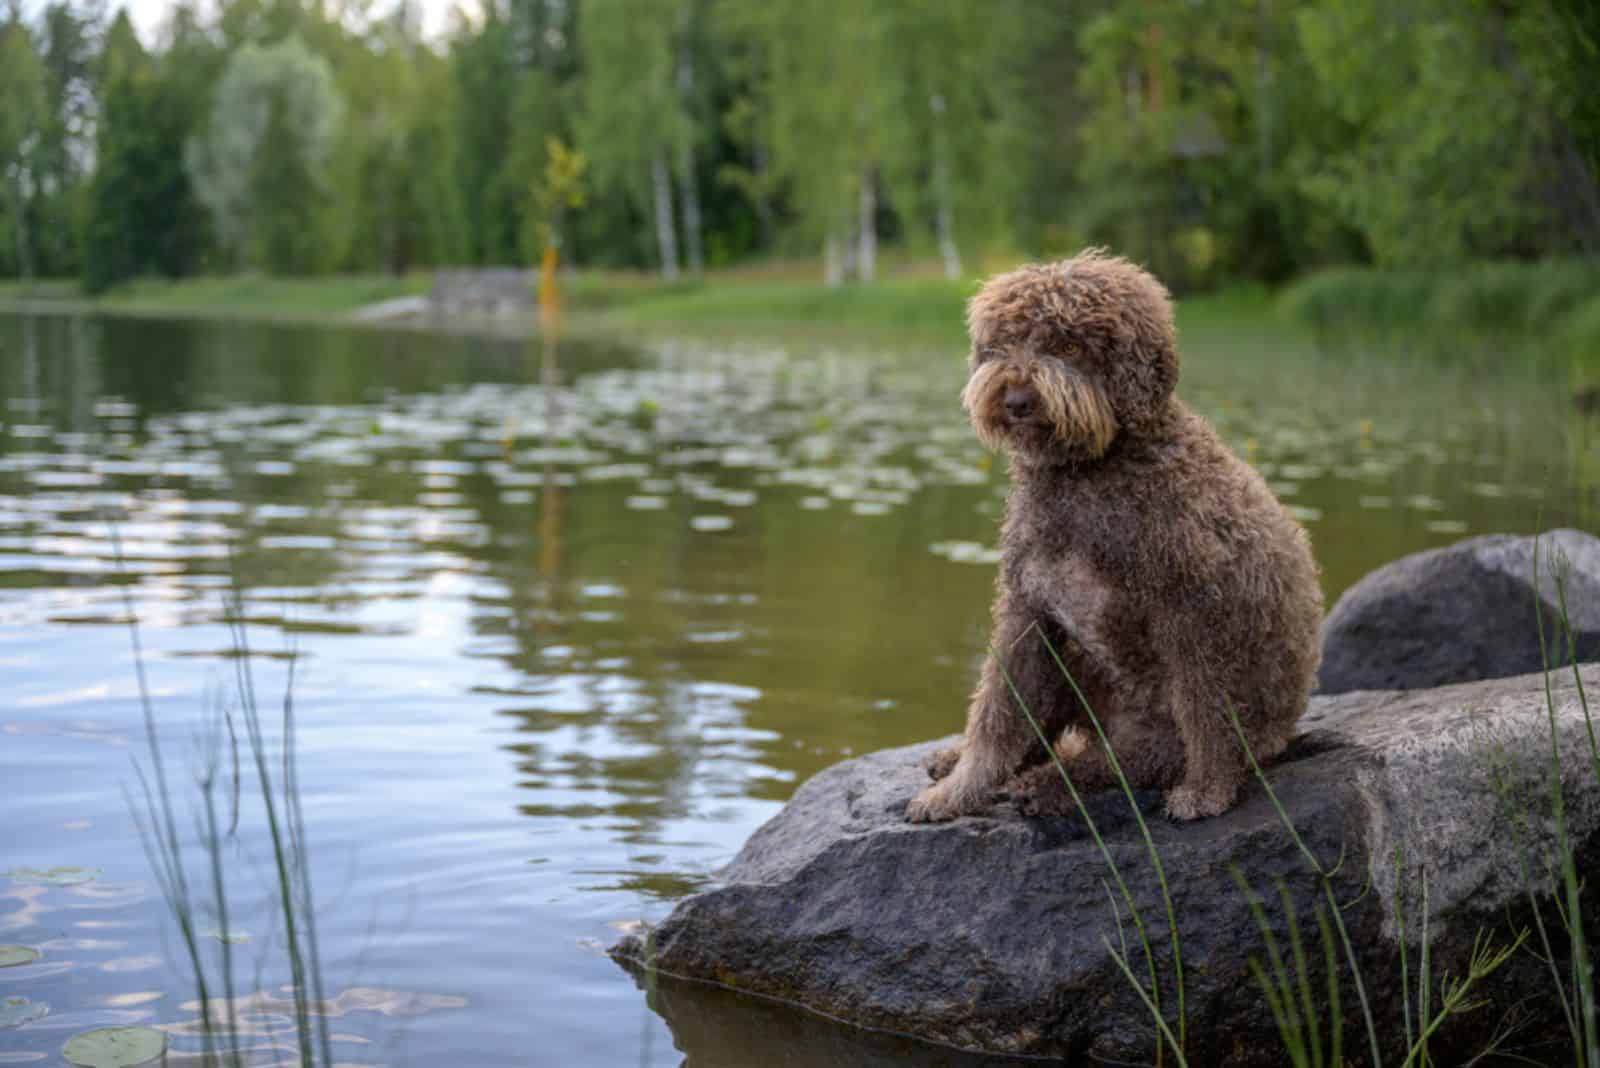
(0, 272, 431, 320)
(1281, 259, 1600, 379)
(0, 264, 1281, 352)
(4, 257, 1595, 378)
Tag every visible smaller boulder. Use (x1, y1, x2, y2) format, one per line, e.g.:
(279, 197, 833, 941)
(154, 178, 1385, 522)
(1319, 529, 1600, 695)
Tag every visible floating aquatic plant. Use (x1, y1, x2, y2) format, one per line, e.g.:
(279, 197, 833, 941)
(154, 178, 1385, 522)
(62, 1026, 167, 1068)
(0, 995, 48, 1027)
(6, 866, 99, 886)
(0, 945, 39, 967)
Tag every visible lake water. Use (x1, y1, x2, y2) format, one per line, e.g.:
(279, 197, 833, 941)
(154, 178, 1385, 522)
(0, 309, 1592, 1066)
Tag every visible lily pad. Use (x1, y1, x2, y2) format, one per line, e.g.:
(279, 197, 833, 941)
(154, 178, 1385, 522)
(63, 1027, 167, 1068)
(200, 927, 250, 945)
(0, 945, 39, 968)
(0, 996, 48, 1028)
(7, 866, 100, 887)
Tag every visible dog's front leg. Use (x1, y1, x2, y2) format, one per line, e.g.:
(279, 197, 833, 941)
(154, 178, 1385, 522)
(907, 596, 1053, 822)
(1162, 669, 1244, 821)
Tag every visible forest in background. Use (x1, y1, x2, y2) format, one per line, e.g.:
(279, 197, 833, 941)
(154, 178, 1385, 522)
(0, 0, 1596, 296)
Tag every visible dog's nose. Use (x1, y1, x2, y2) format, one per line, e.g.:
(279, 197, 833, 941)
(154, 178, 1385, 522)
(1004, 388, 1035, 419)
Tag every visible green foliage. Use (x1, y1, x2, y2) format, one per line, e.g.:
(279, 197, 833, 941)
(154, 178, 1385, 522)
(2, 0, 1598, 303)
(718, 0, 899, 268)
(187, 36, 345, 273)
(0, 16, 49, 279)
(82, 13, 208, 293)
(578, 0, 681, 197)
(524, 138, 588, 261)
(1295, 0, 1564, 266)
(1282, 260, 1600, 374)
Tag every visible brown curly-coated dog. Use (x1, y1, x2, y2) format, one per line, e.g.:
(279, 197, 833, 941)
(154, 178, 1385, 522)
(906, 250, 1323, 823)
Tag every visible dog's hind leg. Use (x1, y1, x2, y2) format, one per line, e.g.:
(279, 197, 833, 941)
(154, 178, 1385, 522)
(1003, 728, 1109, 815)
(1007, 711, 1180, 816)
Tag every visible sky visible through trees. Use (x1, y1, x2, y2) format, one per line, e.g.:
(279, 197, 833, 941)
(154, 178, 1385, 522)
(0, 0, 1595, 293)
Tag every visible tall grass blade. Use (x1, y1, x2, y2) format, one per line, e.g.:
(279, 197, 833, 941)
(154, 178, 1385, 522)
(280, 650, 335, 1067)
(197, 709, 241, 1064)
(1551, 561, 1600, 786)
(1102, 936, 1190, 1068)
(1033, 627, 1187, 1051)
(224, 568, 318, 1066)
(1232, 868, 1310, 1068)
(1228, 706, 1383, 1068)
(988, 646, 1169, 1062)
(1417, 865, 1432, 1067)
(1400, 929, 1528, 1067)
(1316, 901, 1343, 1068)
(1533, 536, 1599, 1066)
(1396, 846, 1415, 1058)
(111, 523, 219, 1064)
(1279, 880, 1325, 1068)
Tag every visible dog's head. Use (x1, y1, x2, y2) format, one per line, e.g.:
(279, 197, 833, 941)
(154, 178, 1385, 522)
(961, 250, 1178, 461)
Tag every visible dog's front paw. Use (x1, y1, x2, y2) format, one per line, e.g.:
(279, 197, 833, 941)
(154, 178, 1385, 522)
(924, 744, 963, 782)
(906, 782, 967, 823)
(1163, 783, 1235, 821)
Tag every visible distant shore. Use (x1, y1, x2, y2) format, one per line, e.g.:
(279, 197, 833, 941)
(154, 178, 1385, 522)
(2, 259, 1593, 377)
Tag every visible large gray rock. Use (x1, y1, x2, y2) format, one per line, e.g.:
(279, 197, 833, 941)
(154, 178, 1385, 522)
(1319, 529, 1600, 695)
(614, 667, 1600, 1065)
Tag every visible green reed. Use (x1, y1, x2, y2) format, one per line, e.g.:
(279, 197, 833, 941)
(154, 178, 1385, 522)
(1033, 628, 1187, 1052)
(113, 523, 228, 1065)
(1533, 537, 1599, 1065)
(990, 638, 1188, 1067)
(222, 566, 333, 1068)
(119, 528, 334, 1066)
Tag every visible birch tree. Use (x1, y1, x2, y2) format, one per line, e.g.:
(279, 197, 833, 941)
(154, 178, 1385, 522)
(186, 36, 345, 272)
(578, 0, 686, 279)
(723, 0, 887, 284)
(0, 17, 46, 280)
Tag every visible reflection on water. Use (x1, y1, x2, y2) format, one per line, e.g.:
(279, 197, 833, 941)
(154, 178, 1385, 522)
(0, 310, 1592, 1064)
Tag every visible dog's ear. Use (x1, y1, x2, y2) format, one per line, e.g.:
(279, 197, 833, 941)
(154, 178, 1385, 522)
(965, 279, 1010, 362)
(1087, 255, 1179, 433)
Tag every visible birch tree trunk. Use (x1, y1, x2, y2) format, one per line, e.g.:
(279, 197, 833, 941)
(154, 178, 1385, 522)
(8, 177, 32, 281)
(752, 140, 774, 249)
(677, 49, 704, 274)
(934, 167, 960, 279)
(651, 150, 680, 281)
(930, 94, 961, 279)
(856, 169, 877, 283)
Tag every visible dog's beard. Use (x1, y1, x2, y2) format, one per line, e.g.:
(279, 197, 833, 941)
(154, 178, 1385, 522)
(961, 359, 1117, 460)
